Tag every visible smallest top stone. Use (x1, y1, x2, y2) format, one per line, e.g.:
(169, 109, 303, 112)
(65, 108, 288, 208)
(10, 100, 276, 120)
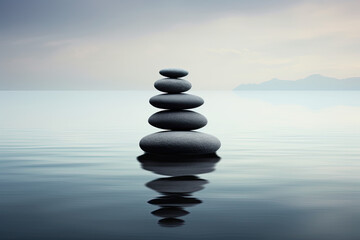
(160, 68, 188, 78)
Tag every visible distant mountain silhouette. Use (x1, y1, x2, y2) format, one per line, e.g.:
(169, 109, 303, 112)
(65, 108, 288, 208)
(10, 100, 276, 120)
(234, 74, 360, 90)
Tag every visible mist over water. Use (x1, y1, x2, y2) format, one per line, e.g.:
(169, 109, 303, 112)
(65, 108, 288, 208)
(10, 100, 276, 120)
(1, 91, 360, 239)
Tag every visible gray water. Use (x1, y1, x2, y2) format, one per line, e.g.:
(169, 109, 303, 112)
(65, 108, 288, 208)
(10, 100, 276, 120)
(1, 91, 360, 240)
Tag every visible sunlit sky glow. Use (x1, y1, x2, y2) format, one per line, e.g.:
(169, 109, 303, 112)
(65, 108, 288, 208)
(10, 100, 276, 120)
(1, 0, 359, 90)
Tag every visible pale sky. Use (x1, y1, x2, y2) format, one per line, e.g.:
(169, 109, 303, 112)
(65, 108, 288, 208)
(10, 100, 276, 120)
(1, 0, 360, 90)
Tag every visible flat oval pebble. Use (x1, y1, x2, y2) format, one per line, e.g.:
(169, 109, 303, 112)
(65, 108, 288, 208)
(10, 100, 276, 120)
(137, 153, 221, 176)
(148, 196, 202, 207)
(139, 131, 221, 155)
(159, 68, 188, 78)
(152, 208, 189, 218)
(150, 93, 204, 110)
(158, 218, 185, 227)
(148, 110, 207, 130)
(154, 78, 192, 93)
(146, 176, 208, 194)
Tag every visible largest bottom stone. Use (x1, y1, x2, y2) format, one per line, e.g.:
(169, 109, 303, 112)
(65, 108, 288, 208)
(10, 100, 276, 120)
(139, 131, 221, 155)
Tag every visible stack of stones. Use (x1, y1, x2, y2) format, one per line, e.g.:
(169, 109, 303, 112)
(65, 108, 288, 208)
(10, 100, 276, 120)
(147, 175, 206, 227)
(140, 68, 221, 155)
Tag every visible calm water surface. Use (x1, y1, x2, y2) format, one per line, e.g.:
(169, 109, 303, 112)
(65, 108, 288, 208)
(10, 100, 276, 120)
(1, 91, 360, 240)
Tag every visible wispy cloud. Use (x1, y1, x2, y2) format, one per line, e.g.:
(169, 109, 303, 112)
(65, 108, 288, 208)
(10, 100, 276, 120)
(1, 0, 360, 89)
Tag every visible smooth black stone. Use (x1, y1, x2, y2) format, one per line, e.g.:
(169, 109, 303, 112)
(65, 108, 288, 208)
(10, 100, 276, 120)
(137, 153, 221, 176)
(139, 131, 221, 155)
(158, 218, 185, 227)
(149, 93, 204, 110)
(148, 196, 202, 207)
(148, 110, 207, 130)
(152, 207, 189, 218)
(159, 68, 188, 78)
(146, 176, 208, 195)
(154, 78, 192, 93)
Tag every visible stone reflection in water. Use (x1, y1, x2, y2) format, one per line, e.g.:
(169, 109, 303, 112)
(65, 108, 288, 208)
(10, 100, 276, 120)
(137, 154, 221, 227)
